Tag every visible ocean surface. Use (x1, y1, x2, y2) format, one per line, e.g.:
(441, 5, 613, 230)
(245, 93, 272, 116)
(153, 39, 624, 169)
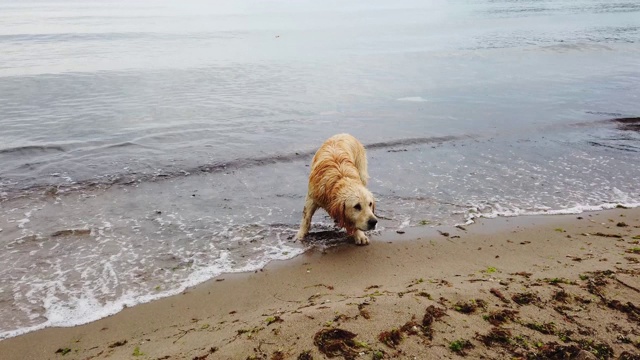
(1, 0, 639, 339)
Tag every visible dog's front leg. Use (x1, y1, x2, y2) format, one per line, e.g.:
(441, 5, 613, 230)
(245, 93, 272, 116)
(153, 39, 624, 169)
(295, 196, 318, 241)
(353, 229, 370, 245)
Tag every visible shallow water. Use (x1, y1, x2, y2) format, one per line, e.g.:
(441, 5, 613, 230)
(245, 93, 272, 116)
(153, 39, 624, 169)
(1, 0, 639, 339)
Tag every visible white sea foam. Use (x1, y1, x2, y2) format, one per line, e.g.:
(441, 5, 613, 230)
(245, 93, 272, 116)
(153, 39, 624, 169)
(398, 216, 411, 229)
(15, 210, 32, 229)
(461, 201, 640, 225)
(0, 236, 306, 341)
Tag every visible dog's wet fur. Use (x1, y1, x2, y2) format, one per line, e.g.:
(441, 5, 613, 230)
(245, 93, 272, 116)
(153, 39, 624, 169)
(296, 134, 377, 245)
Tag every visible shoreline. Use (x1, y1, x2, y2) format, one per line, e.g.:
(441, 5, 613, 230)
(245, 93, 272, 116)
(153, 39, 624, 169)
(1, 208, 639, 359)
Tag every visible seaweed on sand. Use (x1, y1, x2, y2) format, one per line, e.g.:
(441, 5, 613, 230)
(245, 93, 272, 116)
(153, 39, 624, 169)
(490, 288, 511, 303)
(422, 305, 447, 339)
(449, 339, 475, 356)
(378, 329, 403, 348)
(523, 321, 556, 335)
(484, 309, 519, 326)
(313, 328, 360, 359)
(477, 327, 512, 347)
(512, 292, 540, 306)
(532, 342, 582, 359)
(297, 350, 313, 360)
(454, 299, 487, 314)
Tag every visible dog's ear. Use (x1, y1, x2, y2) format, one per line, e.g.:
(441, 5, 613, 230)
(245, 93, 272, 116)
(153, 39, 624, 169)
(335, 201, 346, 228)
(329, 199, 347, 228)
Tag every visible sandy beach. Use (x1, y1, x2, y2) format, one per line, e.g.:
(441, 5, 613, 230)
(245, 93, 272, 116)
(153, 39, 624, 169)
(0, 207, 638, 359)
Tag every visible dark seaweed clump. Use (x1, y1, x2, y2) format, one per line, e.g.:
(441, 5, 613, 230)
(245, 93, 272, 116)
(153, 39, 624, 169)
(454, 299, 487, 314)
(297, 350, 313, 360)
(422, 305, 447, 339)
(378, 329, 403, 348)
(533, 342, 582, 359)
(449, 339, 475, 356)
(477, 327, 512, 346)
(485, 309, 519, 326)
(313, 329, 359, 359)
(512, 292, 539, 306)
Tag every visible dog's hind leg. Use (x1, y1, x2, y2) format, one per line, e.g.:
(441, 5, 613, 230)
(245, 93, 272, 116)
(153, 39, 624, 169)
(295, 195, 318, 240)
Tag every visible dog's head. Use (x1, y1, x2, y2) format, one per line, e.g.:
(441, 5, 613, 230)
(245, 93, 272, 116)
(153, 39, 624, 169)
(342, 184, 378, 232)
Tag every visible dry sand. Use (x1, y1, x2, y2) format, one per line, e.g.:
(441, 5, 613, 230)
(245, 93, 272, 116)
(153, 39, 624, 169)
(1, 208, 639, 360)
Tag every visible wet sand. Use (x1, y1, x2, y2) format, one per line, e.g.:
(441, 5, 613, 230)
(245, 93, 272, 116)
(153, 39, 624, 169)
(1, 208, 639, 359)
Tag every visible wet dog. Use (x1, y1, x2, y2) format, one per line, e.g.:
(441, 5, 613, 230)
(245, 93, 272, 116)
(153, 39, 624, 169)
(295, 134, 377, 245)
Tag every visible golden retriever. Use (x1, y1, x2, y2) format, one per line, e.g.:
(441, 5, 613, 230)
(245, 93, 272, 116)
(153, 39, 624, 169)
(295, 133, 377, 245)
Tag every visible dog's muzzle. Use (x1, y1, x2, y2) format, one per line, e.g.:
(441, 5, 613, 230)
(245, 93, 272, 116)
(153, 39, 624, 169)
(367, 218, 378, 230)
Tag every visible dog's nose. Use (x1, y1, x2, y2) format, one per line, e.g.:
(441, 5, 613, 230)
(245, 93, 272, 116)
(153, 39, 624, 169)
(367, 218, 378, 230)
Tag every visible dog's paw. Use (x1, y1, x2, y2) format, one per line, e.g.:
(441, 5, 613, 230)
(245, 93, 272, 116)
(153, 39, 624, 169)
(354, 231, 370, 245)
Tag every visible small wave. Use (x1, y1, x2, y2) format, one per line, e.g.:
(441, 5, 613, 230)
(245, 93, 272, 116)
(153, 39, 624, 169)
(0, 145, 65, 155)
(570, 116, 640, 131)
(104, 141, 156, 150)
(0, 31, 244, 44)
(538, 43, 614, 53)
(593, 2, 640, 13)
(367, 135, 461, 150)
(586, 111, 623, 117)
(0, 135, 463, 201)
(0, 32, 148, 43)
(174, 135, 461, 179)
(612, 117, 640, 131)
(588, 141, 639, 153)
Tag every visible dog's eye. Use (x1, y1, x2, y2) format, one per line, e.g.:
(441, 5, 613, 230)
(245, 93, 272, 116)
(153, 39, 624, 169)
(354, 204, 362, 211)
(369, 202, 373, 207)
